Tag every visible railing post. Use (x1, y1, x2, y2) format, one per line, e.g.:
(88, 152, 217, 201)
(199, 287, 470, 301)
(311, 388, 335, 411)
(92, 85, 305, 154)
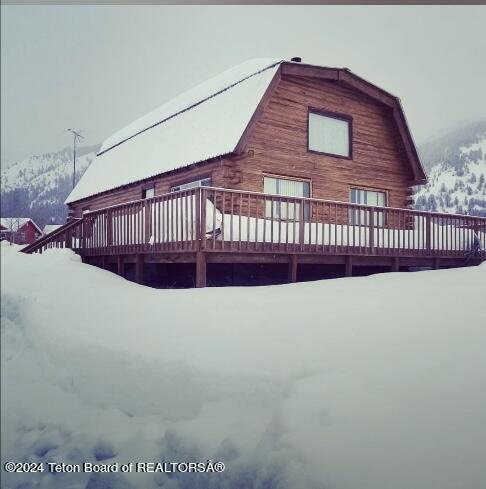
(472, 218, 482, 259)
(425, 214, 431, 255)
(195, 187, 201, 250)
(199, 188, 207, 250)
(107, 210, 113, 248)
(144, 200, 151, 246)
(369, 207, 375, 254)
(299, 198, 305, 251)
(81, 218, 86, 250)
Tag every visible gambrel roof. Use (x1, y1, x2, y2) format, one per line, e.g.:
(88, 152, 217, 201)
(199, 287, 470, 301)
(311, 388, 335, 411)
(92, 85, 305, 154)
(66, 58, 426, 204)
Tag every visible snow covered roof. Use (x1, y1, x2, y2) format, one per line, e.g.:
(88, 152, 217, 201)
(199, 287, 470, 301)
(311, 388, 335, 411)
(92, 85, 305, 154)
(43, 224, 63, 235)
(66, 58, 282, 204)
(1, 218, 42, 233)
(65, 57, 426, 205)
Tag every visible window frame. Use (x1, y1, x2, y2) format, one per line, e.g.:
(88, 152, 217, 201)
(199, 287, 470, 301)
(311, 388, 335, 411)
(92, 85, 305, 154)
(349, 186, 388, 226)
(141, 183, 155, 199)
(349, 186, 388, 207)
(170, 175, 212, 193)
(307, 108, 353, 160)
(263, 174, 312, 221)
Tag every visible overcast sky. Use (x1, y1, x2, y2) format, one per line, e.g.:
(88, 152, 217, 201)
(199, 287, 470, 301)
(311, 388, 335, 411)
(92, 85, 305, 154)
(1, 5, 485, 166)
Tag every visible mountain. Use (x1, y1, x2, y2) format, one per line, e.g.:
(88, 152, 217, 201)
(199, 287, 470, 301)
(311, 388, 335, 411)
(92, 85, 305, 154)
(414, 120, 486, 217)
(1, 145, 98, 228)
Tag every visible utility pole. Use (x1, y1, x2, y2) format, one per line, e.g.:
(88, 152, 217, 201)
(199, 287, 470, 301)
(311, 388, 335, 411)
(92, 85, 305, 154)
(67, 129, 84, 188)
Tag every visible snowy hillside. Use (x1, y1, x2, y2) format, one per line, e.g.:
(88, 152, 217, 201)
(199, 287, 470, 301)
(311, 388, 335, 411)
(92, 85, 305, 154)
(1, 145, 98, 227)
(2, 245, 486, 489)
(414, 121, 486, 216)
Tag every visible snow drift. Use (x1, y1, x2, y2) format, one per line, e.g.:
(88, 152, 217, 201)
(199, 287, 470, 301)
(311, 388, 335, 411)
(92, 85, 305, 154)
(1, 245, 486, 489)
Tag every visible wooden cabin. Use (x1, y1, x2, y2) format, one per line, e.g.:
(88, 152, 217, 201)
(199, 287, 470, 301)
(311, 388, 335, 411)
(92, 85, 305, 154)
(23, 58, 485, 286)
(1, 217, 43, 245)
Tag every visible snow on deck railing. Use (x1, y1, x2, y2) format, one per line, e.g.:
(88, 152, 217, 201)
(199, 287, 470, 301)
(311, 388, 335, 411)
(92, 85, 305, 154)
(24, 187, 486, 258)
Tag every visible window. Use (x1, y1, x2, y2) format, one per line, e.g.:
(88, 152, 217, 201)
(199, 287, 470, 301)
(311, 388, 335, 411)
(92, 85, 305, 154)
(170, 177, 211, 192)
(308, 111, 351, 158)
(142, 186, 155, 199)
(264, 176, 310, 220)
(350, 188, 387, 226)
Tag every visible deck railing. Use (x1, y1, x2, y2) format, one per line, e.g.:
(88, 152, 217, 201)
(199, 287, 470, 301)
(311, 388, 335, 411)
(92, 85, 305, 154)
(23, 187, 486, 259)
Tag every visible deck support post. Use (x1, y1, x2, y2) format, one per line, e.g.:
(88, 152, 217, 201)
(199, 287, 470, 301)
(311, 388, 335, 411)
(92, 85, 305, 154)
(101, 255, 108, 270)
(345, 255, 353, 277)
(288, 254, 298, 283)
(432, 257, 439, 270)
(117, 255, 124, 277)
(135, 254, 144, 284)
(196, 251, 207, 288)
(392, 257, 400, 272)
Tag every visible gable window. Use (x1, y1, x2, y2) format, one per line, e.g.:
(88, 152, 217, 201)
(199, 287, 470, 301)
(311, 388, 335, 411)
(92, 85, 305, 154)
(170, 177, 211, 192)
(350, 188, 387, 226)
(142, 185, 155, 199)
(308, 111, 351, 158)
(264, 176, 310, 220)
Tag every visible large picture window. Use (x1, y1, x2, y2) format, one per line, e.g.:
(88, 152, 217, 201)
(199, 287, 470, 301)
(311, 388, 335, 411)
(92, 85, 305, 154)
(350, 188, 387, 226)
(264, 176, 310, 220)
(308, 111, 351, 158)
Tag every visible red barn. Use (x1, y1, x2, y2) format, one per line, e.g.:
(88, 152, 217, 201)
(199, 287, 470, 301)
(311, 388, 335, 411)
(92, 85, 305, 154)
(0, 218, 43, 245)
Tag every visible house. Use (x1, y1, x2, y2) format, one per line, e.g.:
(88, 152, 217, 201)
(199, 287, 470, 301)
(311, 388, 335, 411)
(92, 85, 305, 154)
(23, 58, 485, 285)
(1, 218, 43, 245)
(65, 57, 426, 216)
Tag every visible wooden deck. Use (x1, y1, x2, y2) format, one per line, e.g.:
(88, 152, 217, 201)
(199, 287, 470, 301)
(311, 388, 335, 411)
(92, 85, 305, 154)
(23, 187, 486, 286)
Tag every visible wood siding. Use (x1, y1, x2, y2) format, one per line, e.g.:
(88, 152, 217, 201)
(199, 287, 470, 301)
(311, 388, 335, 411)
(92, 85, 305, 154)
(68, 73, 416, 217)
(231, 75, 415, 208)
(69, 159, 229, 217)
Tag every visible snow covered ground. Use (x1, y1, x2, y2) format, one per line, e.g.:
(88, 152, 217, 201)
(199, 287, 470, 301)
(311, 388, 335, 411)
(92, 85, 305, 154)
(1, 245, 486, 489)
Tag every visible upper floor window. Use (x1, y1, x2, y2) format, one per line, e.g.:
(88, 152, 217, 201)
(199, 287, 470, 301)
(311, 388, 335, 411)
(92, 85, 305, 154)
(170, 177, 211, 192)
(308, 111, 351, 158)
(142, 185, 155, 199)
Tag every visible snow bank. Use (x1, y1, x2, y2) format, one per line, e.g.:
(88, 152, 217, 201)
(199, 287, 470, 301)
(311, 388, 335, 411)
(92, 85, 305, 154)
(1, 246, 486, 489)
